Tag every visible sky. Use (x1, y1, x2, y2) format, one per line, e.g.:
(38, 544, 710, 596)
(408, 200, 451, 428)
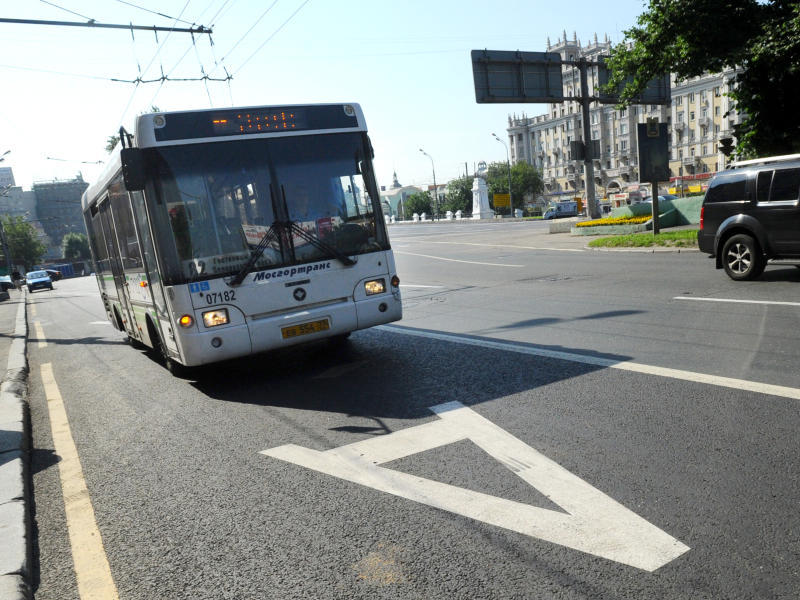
(0, 0, 649, 192)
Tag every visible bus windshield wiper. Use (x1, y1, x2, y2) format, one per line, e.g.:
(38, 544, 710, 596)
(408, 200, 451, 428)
(228, 221, 355, 287)
(228, 222, 282, 287)
(288, 220, 356, 267)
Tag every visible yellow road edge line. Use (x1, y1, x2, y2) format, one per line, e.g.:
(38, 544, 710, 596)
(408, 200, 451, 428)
(41, 363, 120, 600)
(34, 321, 47, 348)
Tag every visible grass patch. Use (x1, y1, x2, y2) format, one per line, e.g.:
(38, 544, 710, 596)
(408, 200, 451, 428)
(588, 229, 699, 248)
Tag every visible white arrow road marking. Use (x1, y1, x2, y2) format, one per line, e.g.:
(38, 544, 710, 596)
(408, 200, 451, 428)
(262, 401, 689, 571)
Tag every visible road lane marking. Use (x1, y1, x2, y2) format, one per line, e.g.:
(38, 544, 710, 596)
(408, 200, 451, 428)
(399, 284, 445, 289)
(378, 326, 800, 401)
(89, 321, 112, 325)
(34, 321, 47, 348)
(30, 303, 37, 318)
(394, 250, 524, 268)
(41, 363, 120, 600)
(674, 296, 800, 307)
(424, 240, 584, 252)
(263, 401, 689, 571)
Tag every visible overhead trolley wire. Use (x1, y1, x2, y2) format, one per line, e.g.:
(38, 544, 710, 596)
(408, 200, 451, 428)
(38, 0, 94, 21)
(113, 0, 197, 26)
(232, 0, 312, 76)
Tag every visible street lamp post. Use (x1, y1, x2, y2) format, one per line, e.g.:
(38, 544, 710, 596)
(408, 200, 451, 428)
(492, 133, 513, 217)
(419, 148, 438, 221)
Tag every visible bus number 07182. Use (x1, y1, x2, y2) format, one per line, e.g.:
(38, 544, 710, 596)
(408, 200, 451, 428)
(205, 291, 236, 304)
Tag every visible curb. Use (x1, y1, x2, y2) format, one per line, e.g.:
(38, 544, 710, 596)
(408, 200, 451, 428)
(0, 294, 31, 600)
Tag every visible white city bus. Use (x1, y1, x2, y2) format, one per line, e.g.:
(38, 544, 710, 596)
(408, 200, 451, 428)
(82, 103, 402, 374)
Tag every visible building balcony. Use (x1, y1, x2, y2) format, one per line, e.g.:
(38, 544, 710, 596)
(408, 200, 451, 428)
(674, 121, 686, 131)
(699, 116, 711, 128)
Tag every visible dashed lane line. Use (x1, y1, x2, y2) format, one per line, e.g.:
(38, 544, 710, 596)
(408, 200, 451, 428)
(394, 250, 524, 268)
(674, 296, 800, 307)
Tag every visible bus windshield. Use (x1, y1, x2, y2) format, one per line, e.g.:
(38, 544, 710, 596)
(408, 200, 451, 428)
(147, 133, 387, 282)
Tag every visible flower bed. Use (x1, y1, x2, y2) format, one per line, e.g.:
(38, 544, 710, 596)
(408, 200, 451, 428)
(574, 216, 651, 228)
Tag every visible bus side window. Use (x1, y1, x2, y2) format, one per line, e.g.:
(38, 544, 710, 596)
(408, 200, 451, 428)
(109, 175, 143, 270)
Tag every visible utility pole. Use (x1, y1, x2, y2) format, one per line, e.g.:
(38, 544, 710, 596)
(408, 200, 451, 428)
(0, 17, 211, 35)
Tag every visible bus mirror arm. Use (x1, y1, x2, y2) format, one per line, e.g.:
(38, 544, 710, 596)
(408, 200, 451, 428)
(121, 148, 146, 191)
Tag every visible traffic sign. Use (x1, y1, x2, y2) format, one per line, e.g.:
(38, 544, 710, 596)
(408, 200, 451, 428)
(472, 50, 564, 104)
(493, 193, 511, 208)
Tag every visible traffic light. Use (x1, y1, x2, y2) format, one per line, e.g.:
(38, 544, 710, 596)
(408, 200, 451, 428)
(718, 137, 734, 156)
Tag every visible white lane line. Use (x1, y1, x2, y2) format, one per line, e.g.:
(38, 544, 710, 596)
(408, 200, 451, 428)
(394, 250, 524, 268)
(378, 326, 800, 401)
(41, 363, 120, 600)
(263, 401, 689, 572)
(89, 321, 112, 325)
(674, 296, 800, 307)
(399, 284, 445, 289)
(424, 240, 584, 253)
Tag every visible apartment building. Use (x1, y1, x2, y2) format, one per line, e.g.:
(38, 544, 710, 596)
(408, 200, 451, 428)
(507, 32, 741, 203)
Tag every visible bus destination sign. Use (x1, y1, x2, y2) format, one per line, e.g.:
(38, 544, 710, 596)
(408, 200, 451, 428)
(211, 111, 306, 135)
(152, 104, 360, 142)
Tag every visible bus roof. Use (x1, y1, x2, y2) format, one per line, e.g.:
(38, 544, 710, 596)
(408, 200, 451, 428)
(135, 102, 366, 148)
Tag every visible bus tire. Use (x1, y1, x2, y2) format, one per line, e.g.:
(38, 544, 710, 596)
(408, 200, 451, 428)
(113, 307, 125, 332)
(147, 318, 192, 378)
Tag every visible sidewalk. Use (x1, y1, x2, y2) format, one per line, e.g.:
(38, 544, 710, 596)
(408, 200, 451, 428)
(0, 289, 30, 600)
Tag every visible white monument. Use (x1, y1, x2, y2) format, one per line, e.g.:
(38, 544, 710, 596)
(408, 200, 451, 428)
(471, 177, 494, 220)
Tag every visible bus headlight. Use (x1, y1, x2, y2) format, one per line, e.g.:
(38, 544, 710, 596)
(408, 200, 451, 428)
(364, 279, 385, 296)
(202, 308, 229, 327)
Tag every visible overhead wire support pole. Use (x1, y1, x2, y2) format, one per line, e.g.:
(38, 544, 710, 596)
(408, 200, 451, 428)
(0, 17, 211, 35)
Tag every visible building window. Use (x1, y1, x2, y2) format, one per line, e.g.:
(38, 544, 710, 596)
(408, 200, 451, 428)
(677, 112, 684, 122)
(714, 86, 721, 97)
(715, 106, 721, 116)
(620, 140, 627, 150)
(620, 124, 627, 134)
(690, 111, 695, 121)
(675, 96, 683, 106)
(688, 92, 694, 102)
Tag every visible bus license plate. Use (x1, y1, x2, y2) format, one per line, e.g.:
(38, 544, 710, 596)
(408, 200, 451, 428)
(281, 318, 330, 339)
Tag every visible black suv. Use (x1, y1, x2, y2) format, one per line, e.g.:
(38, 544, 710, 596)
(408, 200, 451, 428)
(698, 155, 800, 280)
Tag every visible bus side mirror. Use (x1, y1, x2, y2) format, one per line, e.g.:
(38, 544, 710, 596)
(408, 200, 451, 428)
(121, 148, 146, 191)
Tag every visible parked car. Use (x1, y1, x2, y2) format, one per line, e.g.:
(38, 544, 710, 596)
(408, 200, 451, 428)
(0, 275, 13, 292)
(543, 201, 578, 219)
(697, 154, 800, 280)
(25, 270, 54, 292)
(45, 269, 63, 281)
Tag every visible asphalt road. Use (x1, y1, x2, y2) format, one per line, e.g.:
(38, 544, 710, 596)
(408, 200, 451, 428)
(26, 221, 800, 599)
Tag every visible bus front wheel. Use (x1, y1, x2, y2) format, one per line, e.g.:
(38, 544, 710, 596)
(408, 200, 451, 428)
(147, 319, 191, 378)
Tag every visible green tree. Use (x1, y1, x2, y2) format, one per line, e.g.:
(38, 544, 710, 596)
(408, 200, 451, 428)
(62, 232, 91, 261)
(604, 0, 800, 157)
(443, 176, 473, 214)
(485, 161, 544, 212)
(1, 216, 46, 270)
(403, 191, 432, 218)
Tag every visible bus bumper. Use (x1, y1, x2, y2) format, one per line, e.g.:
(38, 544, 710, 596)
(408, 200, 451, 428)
(176, 293, 402, 366)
